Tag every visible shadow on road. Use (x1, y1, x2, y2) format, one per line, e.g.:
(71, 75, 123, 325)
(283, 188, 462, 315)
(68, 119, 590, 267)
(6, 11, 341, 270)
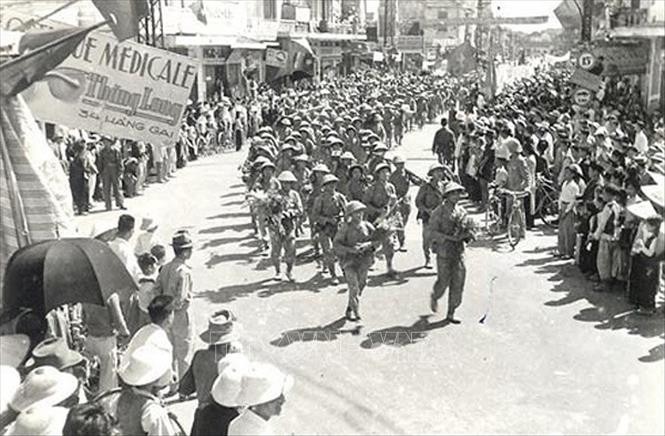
(200, 234, 252, 249)
(360, 315, 450, 349)
(270, 317, 362, 348)
(522, 254, 665, 362)
(206, 211, 251, 220)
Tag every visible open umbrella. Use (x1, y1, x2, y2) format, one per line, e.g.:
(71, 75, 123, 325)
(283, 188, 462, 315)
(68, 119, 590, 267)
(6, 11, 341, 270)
(2, 238, 137, 315)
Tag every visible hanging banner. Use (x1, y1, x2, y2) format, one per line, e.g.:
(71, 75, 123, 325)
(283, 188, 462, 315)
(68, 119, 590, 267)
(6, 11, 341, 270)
(569, 68, 603, 91)
(21, 32, 199, 146)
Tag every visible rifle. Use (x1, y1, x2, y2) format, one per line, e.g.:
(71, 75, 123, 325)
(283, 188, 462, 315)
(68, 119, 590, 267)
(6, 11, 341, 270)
(372, 196, 406, 231)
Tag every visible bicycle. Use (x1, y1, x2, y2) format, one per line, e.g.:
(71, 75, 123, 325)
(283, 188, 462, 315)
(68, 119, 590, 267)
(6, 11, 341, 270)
(484, 186, 504, 238)
(534, 174, 559, 228)
(503, 190, 529, 248)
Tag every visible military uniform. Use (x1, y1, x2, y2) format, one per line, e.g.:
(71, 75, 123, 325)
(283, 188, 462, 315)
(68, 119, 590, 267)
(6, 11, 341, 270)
(251, 175, 281, 247)
(428, 199, 468, 318)
(312, 191, 347, 277)
(269, 188, 303, 274)
(99, 143, 125, 210)
(346, 177, 367, 202)
(388, 169, 411, 249)
(333, 220, 376, 319)
(415, 180, 445, 263)
(154, 256, 194, 380)
(363, 180, 397, 265)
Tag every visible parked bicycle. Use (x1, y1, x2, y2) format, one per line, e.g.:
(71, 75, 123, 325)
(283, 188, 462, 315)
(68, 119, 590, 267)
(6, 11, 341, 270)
(484, 187, 529, 248)
(534, 174, 559, 228)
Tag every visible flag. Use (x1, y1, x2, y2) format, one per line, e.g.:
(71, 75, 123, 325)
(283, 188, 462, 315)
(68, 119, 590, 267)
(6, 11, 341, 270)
(554, 0, 581, 30)
(447, 41, 477, 77)
(189, 0, 208, 25)
(91, 0, 149, 41)
(0, 24, 102, 97)
(1, 95, 75, 299)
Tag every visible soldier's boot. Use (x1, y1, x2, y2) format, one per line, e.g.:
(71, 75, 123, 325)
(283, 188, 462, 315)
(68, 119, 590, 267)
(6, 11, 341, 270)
(285, 264, 295, 283)
(273, 264, 283, 281)
(328, 263, 340, 285)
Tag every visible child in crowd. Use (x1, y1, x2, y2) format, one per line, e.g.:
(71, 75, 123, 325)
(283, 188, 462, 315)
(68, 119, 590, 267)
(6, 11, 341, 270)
(592, 184, 622, 292)
(558, 165, 582, 259)
(126, 253, 158, 334)
(150, 244, 167, 270)
(629, 216, 664, 315)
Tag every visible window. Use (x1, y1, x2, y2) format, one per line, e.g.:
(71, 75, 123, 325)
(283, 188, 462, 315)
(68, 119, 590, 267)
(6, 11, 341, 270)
(437, 10, 448, 19)
(264, 0, 277, 19)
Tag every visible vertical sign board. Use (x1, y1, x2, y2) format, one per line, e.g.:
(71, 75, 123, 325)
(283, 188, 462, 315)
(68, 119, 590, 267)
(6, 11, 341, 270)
(21, 32, 199, 147)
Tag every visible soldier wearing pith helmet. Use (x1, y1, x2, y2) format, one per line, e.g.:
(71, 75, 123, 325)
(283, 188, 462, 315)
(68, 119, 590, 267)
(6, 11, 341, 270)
(428, 182, 474, 324)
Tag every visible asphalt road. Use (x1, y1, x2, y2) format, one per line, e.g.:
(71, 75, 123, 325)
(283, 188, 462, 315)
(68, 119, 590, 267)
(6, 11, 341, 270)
(76, 122, 665, 435)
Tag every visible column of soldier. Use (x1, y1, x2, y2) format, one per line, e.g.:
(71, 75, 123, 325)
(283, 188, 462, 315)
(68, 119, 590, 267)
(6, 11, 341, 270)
(241, 91, 470, 322)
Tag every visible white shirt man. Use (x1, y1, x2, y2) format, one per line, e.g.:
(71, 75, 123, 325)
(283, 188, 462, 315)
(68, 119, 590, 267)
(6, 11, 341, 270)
(109, 236, 141, 281)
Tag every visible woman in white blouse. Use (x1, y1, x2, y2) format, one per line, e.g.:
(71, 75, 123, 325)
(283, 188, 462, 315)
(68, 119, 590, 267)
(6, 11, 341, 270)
(557, 164, 583, 258)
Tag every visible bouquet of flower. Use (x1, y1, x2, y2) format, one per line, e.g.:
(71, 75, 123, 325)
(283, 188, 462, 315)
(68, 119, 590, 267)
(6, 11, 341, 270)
(452, 209, 478, 243)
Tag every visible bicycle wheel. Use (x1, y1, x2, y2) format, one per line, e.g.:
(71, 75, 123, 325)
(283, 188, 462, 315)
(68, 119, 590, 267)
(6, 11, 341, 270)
(507, 206, 523, 248)
(537, 193, 558, 228)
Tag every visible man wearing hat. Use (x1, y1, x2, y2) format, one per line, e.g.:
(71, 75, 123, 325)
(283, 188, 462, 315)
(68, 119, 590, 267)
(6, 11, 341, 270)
(389, 155, 412, 252)
(227, 362, 292, 436)
(154, 230, 195, 382)
(346, 163, 367, 202)
(366, 143, 389, 175)
(98, 135, 126, 211)
(190, 354, 249, 435)
(312, 174, 348, 284)
(134, 214, 161, 256)
(334, 201, 381, 320)
(432, 118, 455, 166)
(180, 309, 242, 408)
(415, 163, 447, 269)
(269, 171, 303, 282)
(363, 163, 398, 278)
(115, 345, 179, 436)
(251, 162, 281, 252)
(428, 182, 474, 324)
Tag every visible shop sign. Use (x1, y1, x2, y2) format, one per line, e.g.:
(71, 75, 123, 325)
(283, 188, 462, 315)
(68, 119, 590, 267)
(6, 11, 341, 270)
(21, 32, 198, 146)
(266, 48, 288, 68)
(569, 68, 603, 91)
(573, 88, 593, 106)
(395, 35, 424, 53)
(593, 41, 650, 76)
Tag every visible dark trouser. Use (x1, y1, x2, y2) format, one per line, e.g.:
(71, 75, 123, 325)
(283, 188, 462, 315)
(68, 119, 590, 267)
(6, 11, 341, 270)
(524, 193, 534, 229)
(432, 255, 466, 317)
(70, 175, 88, 213)
(102, 168, 124, 210)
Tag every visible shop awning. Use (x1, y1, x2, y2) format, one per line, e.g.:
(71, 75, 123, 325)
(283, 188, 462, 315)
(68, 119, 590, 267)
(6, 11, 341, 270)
(232, 37, 269, 50)
(610, 25, 665, 38)
(306, 32, 367, 42)
(169, 34, 237, 46)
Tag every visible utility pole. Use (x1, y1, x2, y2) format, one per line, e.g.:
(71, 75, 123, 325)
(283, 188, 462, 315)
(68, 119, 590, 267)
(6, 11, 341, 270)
(581, 0, 594, 42)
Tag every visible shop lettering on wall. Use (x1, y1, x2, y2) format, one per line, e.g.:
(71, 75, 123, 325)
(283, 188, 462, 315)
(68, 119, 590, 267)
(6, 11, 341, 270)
(22, 32, 198, 146)
(72, 35, 196, 89)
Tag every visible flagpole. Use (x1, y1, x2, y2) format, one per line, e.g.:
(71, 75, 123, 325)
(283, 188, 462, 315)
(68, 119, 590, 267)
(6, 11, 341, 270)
(12, 0, 82, 31)
(0, 20, 108, 75)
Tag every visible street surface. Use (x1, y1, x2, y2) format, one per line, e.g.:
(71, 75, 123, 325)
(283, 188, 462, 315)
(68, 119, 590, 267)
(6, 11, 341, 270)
(76, 123, 664, 435)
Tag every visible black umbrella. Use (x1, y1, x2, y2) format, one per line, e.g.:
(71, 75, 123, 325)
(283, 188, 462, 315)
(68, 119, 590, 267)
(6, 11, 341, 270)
(2, 238, 137, 315)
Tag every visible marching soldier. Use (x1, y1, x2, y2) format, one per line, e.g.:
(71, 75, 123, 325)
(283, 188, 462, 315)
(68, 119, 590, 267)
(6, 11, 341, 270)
(365, 143, 389, 175)
(346, 163, 367, 202)
(98, 135, 126, 211)
(251, 161, 281, 252)
(336, 151, 356, 196)
(388, 155, 411, 252)
(311, 174, 348, 284)
(333, 201, 379, 321)
(428, 182, 474, 324)
(363, 163, 398, 278)
(415, 163, 447, 269)
(292, 154, 311, 236)
(269, 171, 304, 282)
(307, 164, 330, 259)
